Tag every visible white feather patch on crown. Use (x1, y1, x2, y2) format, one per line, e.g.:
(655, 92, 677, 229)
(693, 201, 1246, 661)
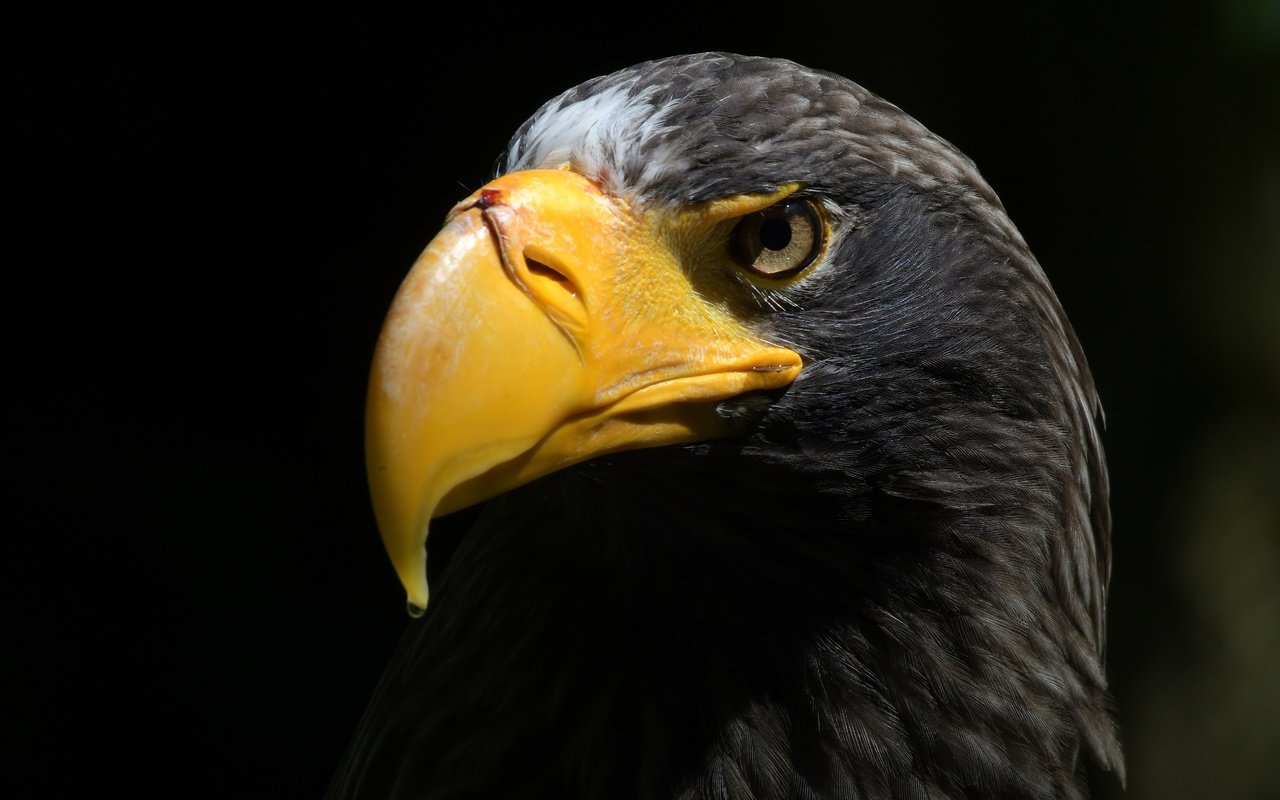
(505, 81, 687, 196)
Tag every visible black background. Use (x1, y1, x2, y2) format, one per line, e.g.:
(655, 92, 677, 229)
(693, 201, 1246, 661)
(10, 4, 1278, 798)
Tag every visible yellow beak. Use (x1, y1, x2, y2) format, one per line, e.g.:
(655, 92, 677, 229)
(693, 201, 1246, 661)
(365, 169, 803, 612)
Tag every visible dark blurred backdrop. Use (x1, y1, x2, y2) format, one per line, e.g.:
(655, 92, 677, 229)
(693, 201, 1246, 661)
(9, 3, 1278, 798)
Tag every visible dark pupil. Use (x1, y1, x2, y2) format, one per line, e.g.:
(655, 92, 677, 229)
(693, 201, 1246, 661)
(759, 216, 792, 250)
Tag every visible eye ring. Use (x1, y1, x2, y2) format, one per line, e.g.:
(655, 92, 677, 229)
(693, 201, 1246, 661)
(729, 199, 825, 280)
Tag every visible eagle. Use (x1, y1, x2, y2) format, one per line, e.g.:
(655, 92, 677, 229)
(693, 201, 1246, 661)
(329, 53, 1124, 799)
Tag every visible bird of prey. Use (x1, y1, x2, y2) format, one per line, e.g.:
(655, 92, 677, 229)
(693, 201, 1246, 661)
(331, 52, 1123, 799)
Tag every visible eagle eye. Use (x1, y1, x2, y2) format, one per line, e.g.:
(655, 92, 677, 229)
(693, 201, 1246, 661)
(729, 200, 824, 280)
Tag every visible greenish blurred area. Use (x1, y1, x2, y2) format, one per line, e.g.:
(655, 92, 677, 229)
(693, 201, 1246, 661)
(1097, 2, 1279, 796)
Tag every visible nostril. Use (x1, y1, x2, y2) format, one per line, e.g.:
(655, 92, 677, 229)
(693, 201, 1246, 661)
(525, 255, 579, 298)
(521, 249, 587, 332)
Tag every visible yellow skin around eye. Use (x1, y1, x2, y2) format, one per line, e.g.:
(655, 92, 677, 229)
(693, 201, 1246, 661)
(659, 186, 830, 291)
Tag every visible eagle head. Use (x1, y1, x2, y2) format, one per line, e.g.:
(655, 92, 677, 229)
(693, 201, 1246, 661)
(338, 53, 1122, 800)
